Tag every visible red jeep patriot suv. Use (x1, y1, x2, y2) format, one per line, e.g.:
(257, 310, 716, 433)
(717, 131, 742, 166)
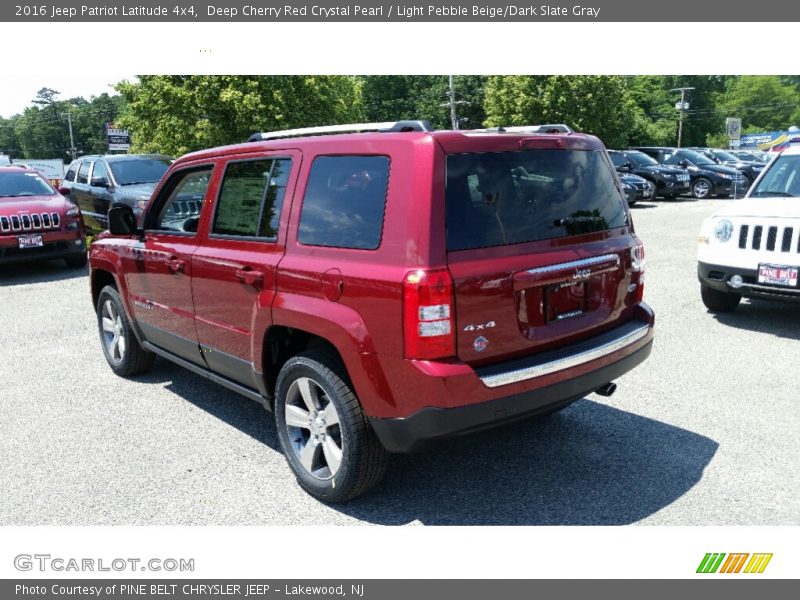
(89, 121, 654, 502)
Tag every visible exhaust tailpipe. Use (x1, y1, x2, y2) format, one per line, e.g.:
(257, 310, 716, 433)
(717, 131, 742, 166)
(595, 382, 617, 397)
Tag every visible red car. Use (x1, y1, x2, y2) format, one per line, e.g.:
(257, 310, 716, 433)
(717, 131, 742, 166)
(0, 166, 87, 268)
(89, 121, 654, 502)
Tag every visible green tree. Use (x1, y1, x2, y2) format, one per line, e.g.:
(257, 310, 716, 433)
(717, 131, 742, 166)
(115, 76, 362, 156)
(625, 76, 730, 147)
(72, 93, 125, 155)
(715, 75, 800, 133)
(484, 76, 638, 148)
(4, 88, 122, 160)
(13, 88, 72, 159)
(0, 117, 20, 157)
(361, 75, 487, 130)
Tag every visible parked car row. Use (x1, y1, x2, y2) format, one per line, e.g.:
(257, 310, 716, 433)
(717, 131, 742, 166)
(609, 145, 765, 201)
(609, 149, 691, 201)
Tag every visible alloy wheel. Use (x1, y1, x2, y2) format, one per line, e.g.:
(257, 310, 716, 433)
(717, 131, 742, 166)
(283, 377, 343, 480)
(101, 299, 126, 364)
(693, 179, 711, 199)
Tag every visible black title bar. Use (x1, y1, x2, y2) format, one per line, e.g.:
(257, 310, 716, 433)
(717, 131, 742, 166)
(3, 0, 800, 22)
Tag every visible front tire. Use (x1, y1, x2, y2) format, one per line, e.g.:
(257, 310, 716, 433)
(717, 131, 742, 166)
(692, 178, 713, 199)
(701, 284, 741, 312)
(275, 349, 389, 503)
(96, 285, 155, 376)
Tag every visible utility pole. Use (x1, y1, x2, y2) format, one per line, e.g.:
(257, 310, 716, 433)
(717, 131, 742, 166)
(671, 87, 694, 148)
(65, 106, 76, 161)
(57, 103, 78, 160)
(441, 75, 469, 130)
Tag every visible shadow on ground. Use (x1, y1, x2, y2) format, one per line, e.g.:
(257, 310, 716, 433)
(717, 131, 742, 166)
(711, 298, 800, 341)
(0, 260, 87, 287)
(141, 360, 718, 525)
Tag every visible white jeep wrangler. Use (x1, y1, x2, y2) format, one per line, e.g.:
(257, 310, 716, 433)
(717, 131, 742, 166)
(698, 146, 800, 312)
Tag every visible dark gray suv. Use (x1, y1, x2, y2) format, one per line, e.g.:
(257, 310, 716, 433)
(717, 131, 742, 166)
(60, 154, 172, 233)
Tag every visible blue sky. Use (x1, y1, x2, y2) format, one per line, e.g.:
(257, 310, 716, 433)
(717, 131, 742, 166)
(1, 75, 134, 118)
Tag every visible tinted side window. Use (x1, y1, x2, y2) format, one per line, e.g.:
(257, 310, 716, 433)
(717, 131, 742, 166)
(609, 153, 625, 168)
(64, 164, 77, 182)
(91, 160, 108, 182)
(260, 159, 291, 238)
(152, 168, 212, 234)
(298, 156, 390, 250)
(77, 162, 90, 184)
(212, 158, 291, 238)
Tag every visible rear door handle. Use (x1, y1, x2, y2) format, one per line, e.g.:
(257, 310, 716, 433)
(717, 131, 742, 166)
(236, 268, 264, 286)
(167, 257, 185, 273)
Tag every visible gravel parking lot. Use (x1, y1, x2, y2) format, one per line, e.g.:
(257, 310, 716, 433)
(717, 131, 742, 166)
(1, 197, 798, 526)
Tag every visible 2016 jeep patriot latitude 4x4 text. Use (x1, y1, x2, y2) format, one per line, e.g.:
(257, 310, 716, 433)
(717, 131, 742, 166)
(89, 121, 655, 502)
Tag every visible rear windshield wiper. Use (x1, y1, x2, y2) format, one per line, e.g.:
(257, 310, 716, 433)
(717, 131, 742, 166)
(750, 190, 796, 197)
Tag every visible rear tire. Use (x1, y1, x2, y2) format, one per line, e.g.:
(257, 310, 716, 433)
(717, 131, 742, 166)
(274, 349, 389, 503)
(701, 284, 741, 313)
(96, 285, 155, 376)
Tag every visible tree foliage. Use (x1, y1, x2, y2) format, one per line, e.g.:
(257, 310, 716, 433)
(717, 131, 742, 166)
(484, 76, 639, 148)
(5, 76, 800, 160)
(0, 88, 122, 160)
(115, 76, 362, 156)
(360, 75, 487, 130)
(715, 76, 800, 133)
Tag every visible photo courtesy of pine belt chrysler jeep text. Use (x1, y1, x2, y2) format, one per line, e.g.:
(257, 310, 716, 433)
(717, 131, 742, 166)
(88, 121, 655, 502)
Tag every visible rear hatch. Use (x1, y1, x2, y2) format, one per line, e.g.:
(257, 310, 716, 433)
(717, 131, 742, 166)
(443, 135, 640, 366)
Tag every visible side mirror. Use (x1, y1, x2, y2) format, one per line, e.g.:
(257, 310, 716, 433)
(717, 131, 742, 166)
(108, 205, 139, 236)
(58, 187, 71, 196)
(679, 159, 689, 168)
(90, 176, 109, 188)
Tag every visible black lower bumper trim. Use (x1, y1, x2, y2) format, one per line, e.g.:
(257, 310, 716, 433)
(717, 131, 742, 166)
(698, 262, 800, 300)
(370, 339, 653, 453)
(0, 248, 85, 265)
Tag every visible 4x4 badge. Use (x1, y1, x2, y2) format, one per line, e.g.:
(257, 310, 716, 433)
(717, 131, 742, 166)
(464, 321, 496, 332)
(473, 336, 489, 352)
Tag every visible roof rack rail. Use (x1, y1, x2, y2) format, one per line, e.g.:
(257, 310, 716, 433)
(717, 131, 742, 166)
(472, 124, 574, 135)
(247, 120, 434, 142)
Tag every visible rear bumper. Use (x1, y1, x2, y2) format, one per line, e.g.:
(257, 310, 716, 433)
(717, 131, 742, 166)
(710, 180, 734, 195)
(369, 305, 655, 453)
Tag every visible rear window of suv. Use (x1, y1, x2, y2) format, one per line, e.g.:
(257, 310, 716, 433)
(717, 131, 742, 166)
(446, 149, 629, 251)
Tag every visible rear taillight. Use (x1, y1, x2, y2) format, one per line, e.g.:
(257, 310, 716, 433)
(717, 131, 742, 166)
(631, 237, 646, 303)
(403, 269, 456, 360)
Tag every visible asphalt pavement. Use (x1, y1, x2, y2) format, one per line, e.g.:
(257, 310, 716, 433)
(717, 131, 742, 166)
(1, 197, 798, 525)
